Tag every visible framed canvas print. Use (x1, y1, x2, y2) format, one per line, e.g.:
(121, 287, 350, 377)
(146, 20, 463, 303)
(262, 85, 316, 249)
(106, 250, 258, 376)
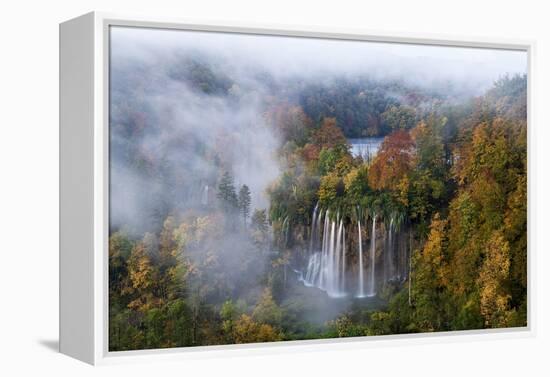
(60, 12, 533, 365)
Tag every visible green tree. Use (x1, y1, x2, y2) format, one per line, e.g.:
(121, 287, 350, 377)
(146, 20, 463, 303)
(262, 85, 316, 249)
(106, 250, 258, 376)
(144, 307, 166, 348)
(318, 148, 340, 176)
(238, 184, 252, 228)
(250, 209, 269, 251)
(408, 116, 449, 227)
(252, 288, 283, 328)
(217, 171, 238, 213)
(164, 299, 194, 347)
(220, 300, 240, 343)
(343, 164, 370, 201)
(251, 209, 268, 233)
(381, 104, 417, 131)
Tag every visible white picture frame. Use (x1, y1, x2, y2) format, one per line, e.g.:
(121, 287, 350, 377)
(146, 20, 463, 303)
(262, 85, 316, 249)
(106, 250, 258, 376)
(59, 11, 536, 365)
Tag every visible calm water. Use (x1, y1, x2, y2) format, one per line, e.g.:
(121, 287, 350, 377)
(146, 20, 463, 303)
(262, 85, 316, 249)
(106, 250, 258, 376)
(348, 137, 384, 161)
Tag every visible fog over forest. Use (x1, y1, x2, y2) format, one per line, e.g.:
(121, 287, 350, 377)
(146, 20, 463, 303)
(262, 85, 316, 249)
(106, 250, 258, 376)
(108, 26, 527, 351)
(110, 26, 526, 233)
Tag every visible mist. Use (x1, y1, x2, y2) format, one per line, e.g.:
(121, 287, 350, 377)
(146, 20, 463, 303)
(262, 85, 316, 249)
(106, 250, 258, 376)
(110, 26, 526, 233)
(111, 26, 527, 94)
(110, 29, 284, 233)
(108, 25, 526, 318)
(106, 25, 528, 348)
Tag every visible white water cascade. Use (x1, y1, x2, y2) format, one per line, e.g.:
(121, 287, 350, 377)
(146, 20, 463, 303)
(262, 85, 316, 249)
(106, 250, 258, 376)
(357, 220, 365, 297)
(301, 206, 409, 299)
(385, 217, 395, 282)
(341, 227, 346, 292)
(303, 209, 347, 297)
(368, 215, 377, 297)
(201, 184, 209, 206)
(309, 203, 319, 253)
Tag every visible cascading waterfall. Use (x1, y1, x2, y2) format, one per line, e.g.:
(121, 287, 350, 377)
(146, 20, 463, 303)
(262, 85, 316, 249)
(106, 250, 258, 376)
(332, 220, 342, 294)
(282, 216, 290, 247)
(301, 206, 409, 299)
(319, 211, 330, 288)
(385, 217, 395, 282)
(309, 203, 319, 253)
(303, 209, 346, 297)
(368, 215, 377, 297)
(201, 184, 209, 206)
(341, 227, 346, 291)
(357, 220, 365, 297)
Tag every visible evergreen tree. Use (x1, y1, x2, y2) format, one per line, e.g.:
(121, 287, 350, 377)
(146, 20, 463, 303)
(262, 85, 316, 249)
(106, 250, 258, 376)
(238, 184, 252, 228)
(217, 171, 238, 214)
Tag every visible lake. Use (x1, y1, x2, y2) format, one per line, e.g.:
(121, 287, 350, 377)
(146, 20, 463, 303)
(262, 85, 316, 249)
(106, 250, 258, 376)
(348, 137, 384, 161)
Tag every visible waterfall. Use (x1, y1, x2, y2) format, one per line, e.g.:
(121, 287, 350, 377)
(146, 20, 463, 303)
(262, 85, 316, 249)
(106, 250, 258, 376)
(201, 184, 209, 206)
(281, 216, 290, 247)
(302, 204, 411, 298)
(398, 230, 407, 281)
(302, 206, 403, 299)
(319, 210, 330, 288)
(331, 220, 342, 295)
(327, 219, 336, 291)
(368, 215, 377, 297)
(309, 203, 319, 253)
(357, 220, 365, 297)
(303, 208, 346, 297)
(387, 217, 394, 281)
(341, 226, 346, 291)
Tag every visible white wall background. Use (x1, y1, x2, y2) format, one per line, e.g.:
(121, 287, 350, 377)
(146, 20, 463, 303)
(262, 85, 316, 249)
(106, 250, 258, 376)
(0, 0, 548, 375)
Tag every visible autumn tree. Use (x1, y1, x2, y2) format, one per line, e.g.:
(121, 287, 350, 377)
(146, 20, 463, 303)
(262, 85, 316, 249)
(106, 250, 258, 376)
(232, 314, 281, 344)
(505, 173, 527, 314)
(368, 130, 414, 191)
(343, 164, 370, 202)
(126, 238, 156, 312)
(478, 231, 512, 328)
(318, 172, 343, 207)
(411, 213, 449, 331)
(157, 216, 183, 302)
(312, 117, 348, 150)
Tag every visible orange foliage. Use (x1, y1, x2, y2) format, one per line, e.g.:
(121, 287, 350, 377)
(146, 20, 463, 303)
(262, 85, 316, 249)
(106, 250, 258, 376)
(312, 118, 348, 149)
(368, 130, 414, 190)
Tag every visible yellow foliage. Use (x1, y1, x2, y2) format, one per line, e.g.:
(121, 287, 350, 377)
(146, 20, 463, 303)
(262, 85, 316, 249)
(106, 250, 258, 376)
(478, 231, 511, 328)
(318, 173, 341, 204)
(419, 213, 448, 286)
(128, 243, 153, 291)
(233, 314, 281, 344)
(343, 168, 358, 192)
(396, 176, 410, 206)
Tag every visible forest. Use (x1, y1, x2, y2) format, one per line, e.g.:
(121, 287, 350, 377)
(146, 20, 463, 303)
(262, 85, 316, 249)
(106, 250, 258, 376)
(108, 28, 527, 351)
